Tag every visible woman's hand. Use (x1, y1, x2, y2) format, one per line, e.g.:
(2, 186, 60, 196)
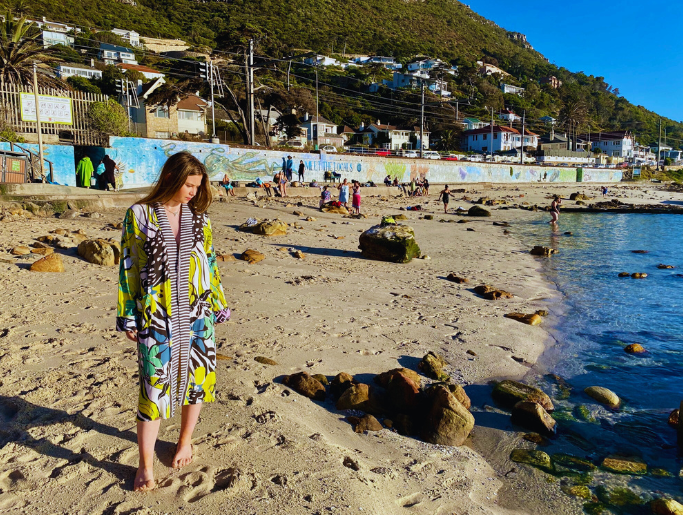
(125, 330, 138, 342)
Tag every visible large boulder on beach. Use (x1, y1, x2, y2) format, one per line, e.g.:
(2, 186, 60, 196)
(358, 224, 421, 263)
(321, 204, 349, 215)
(330, 372, 356, 399)
(511, 401, 556, 436)
(492, 380, 554, 412)
(468, 205, 491, 217)
(336, 383, 370, 411)
(252, 220, 288, 236)
(386, 372, 420, 412)
(77, 239, 120, 266)
(585, 386, 620, 408)
(652, 499, 683, 515)
(282, 372, 326, 401)
(30, 253, 64, 272)
(375, 368, 421, 389)
(422, 385, 474, 446)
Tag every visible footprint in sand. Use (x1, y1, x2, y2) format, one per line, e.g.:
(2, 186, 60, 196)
(160, 465, 245, 503)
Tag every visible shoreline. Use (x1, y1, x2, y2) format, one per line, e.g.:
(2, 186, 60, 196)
(1, 183, 681, 514)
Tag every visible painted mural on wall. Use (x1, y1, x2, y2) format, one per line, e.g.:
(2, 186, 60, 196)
(0, 142, 76, 186)
(106, 137, 623, 189)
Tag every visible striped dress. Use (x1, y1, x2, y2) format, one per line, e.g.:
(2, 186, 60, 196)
(117, 203, 230, 421)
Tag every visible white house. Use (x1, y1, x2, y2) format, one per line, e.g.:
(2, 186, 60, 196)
(112, 28, 141, 47)
(540, 116, 556, 125)
(499, 110, 521, 123)
(98, 43, 137, 65)
(116, 63, 164, 80)
(371, 72, 450, 97)
(56, 63, 103, 80)
(176, 95, 208, 135)
(353, 121, 429, 150)
(477, 61, 510, 77)
(351, 56, 402, 70)
(501, 83, 525, 96)
(407, 58, 457, 76)
(464, 125, 538, 153)
(580, 131, 634, 160)
(304, 55, 342, 67)
(41, 30, 74, 48)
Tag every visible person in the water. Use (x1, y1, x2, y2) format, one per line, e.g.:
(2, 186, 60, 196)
(549, 196, 561, 224)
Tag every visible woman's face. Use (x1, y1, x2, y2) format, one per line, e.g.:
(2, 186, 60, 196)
(171, 174, 203, 204)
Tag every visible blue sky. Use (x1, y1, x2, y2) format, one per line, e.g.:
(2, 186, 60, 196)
(465, 0, 683, 122)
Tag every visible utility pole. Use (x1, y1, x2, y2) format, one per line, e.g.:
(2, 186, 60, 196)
(125, 78, 131, 133)
(520, 110, 525, 164)
(315, 62, 319, 148)
(248, 39, 255, 146)
(657, 118, 662, 171)
(209, 60, 216, 141)
(489, 107, 494, 162)
(420, 82, 425, 158)
(32, 63, 45, 182)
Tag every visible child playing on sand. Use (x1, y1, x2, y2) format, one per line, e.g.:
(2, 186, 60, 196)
(320, 185, 331, 208)
(438, 185, 451, 214)
(117, 152, 230, 492)
(352, 181, 361, 214)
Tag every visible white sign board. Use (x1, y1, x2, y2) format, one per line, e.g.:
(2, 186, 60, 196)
(20, 93, 73, 125)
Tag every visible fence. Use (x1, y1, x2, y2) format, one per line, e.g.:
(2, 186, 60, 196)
(0, 84, 109, 146)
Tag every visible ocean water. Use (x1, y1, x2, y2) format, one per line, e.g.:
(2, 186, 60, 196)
(516, 213, 683, 501)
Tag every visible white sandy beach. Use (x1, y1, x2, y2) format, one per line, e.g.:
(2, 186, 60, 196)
(0, 182, 680, 515)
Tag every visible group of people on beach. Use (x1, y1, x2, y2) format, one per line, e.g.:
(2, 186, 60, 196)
(320, 177, 362, 214)
(75, 154, 120, 191)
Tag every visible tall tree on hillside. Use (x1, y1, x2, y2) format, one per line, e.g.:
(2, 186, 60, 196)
(0, 11, 53, 88)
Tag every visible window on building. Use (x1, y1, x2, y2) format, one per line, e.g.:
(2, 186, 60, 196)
(494, 133, 498, 139)
(483, 134, 487, 140)
(612, 151, 620, 157)
(178, 110, 200, 121)
(155, 106, 169, 118)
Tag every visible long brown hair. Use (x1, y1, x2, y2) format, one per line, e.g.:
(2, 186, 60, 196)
(139, 151, 212, 213)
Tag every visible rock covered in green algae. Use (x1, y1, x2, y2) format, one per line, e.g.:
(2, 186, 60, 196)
(561, 485, 592, 499)
(595, 485, 644, 507)
(585, 386, 620, 408)
(418, 351, 450, 382)
(358, 224, 421, 263)
(601, 454, 647, 475)
(552, 454, 596, 473)
(510, 449, 553, 472)
(573, 405, 598, 423)
(492, 380, 554, 412)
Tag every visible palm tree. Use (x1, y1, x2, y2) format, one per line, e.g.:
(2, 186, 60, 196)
(558, 96, 588, 151)
(0, 11, 50, 89)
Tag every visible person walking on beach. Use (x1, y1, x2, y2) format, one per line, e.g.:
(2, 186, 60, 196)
(117, 151, 230, 492)
(352, 181, 361, 215)
(279, 170, 288, 197)
(549, 195, 561, 224)
(102, 155, 119, 191)
(298, 160, 305, 182)
(76, 156, 93, 188)
(286, 155, 294, 182)
(438, 185, 451, 214)
(338, 178, 350, 209)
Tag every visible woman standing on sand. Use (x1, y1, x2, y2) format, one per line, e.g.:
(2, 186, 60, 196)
(549, 195, 561, 224)
(117, 151, 230, 492)
(438, 185, 451, 214)
(338, 178, 350, 208)
(352, 181, 361, 215)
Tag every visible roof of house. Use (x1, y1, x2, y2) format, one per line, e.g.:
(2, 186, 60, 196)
(139, 77, 165, 98)
(58, 62, 100, 71)
(116, 63, 162, 74)
(99, 42, 134, 53)
(463, 117, 481, 123)
(177, 94, 208, 111)
(339, 125, 355, 134)
(301, 115, 334, 125)
(578, 131, 631, 141)
(464, 125, 538, 137)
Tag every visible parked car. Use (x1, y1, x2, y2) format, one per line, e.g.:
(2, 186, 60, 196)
(467, 154, 484, 162)
(442, 154, 463, 161)
(375, 149, 391, 156)
(422, 151, 441, 160)
(320, 145, 337, 153)
(402, 150, 418, 158)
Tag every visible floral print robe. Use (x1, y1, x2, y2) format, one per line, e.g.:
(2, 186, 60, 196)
(117, 203, 230, 421)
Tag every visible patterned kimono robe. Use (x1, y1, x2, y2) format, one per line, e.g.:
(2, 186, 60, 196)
(117, 203, 230, 421)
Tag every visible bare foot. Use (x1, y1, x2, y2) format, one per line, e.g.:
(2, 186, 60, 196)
(134, 467, 155, 492)
(172, 442, 193, 469)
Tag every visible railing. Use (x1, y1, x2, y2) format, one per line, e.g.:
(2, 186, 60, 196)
(0, 134, 55, 182)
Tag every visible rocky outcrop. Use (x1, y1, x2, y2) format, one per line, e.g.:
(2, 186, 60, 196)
(492, 380, 554, 411)
(77, 239, 121, 266)
(282, 372, 326, 401)
(321, 204, 349, 215)
(330, 372, 356, 399)
(347, 414, 383, 433)
(652, 498, 683, 515)
(358, 224, 421, 263)
(336, 383, 371, 411)
(374, 368, 421, 389)
(585, 386, 620, 407)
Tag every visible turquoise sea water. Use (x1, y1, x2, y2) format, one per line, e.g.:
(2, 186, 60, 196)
(517, 213, 683, 502)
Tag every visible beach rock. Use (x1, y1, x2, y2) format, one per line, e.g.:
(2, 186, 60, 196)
(658, 264, 675, 269)
(51, 229, 69, 236)
(293, 250, 305, 260)
(510, 449, 553, 472)
(252, 220, 288, 236)
(216, 254, 236, 262)
(564, 231, 573, 235)
(466, 227, 475, 232)
(375, 368, 421, 389)
(347, 414, 383, 433)
(59, 209, 80, 219)
(511, 401, 556, 436)
(330, 372, 356, 399)
(575, 201, 586, 206)
(530, 246, 558, 257)
(523, 433, 550, 445)
(473, 284, 514, 300)
(624, 343, 645, 354)
(11, 246, 31, 255)
(631, 272, 648, 279)
(393, 214, 408, 221)
(596, 486, 644, 507)
(282, 372, 326, 401)
(468, 205, 491, 217)
(535, 309, 549, 317)
(585, 386, 620, 407)
(293, 210, 304, 216)
(386, 372, 420, 412)
(504, 312, 543, 326)
(618, 272, 631, 277)
(418, 351, 450, 382)
(241, 249, 265, 264)
(358, 224, 421, 264)
(77, 239, 120, 266)
(30, 253, 64, 273)
(336, 383, 370, 411)
(254, 356, 278, 366)
(492, 380, 554, 412)
(423, 214, 433, 220)
(37, 235, 60, 245)
(321, 205, 349, 215)
(31, 247, 54, 255)
(448, 384, 471, 410)
(552, 453, 596, 472)
(668, 409, 679, 428)
(305, 217, 316, 222)
(422, 385, 475, 446)
(570, 192, 590, 201)
(652, 498, 683, 515)
(446, 274, 468, 284)
(312, 374, 329, 386)
(632, 250, 649, 254)
(393, 413, 417, 436)
(561, 485, 592, 499)
(342, 457, 360, 471)
(601, 454, 647, 475)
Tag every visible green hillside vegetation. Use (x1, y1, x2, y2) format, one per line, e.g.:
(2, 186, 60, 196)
(4, 0, 683, 148)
